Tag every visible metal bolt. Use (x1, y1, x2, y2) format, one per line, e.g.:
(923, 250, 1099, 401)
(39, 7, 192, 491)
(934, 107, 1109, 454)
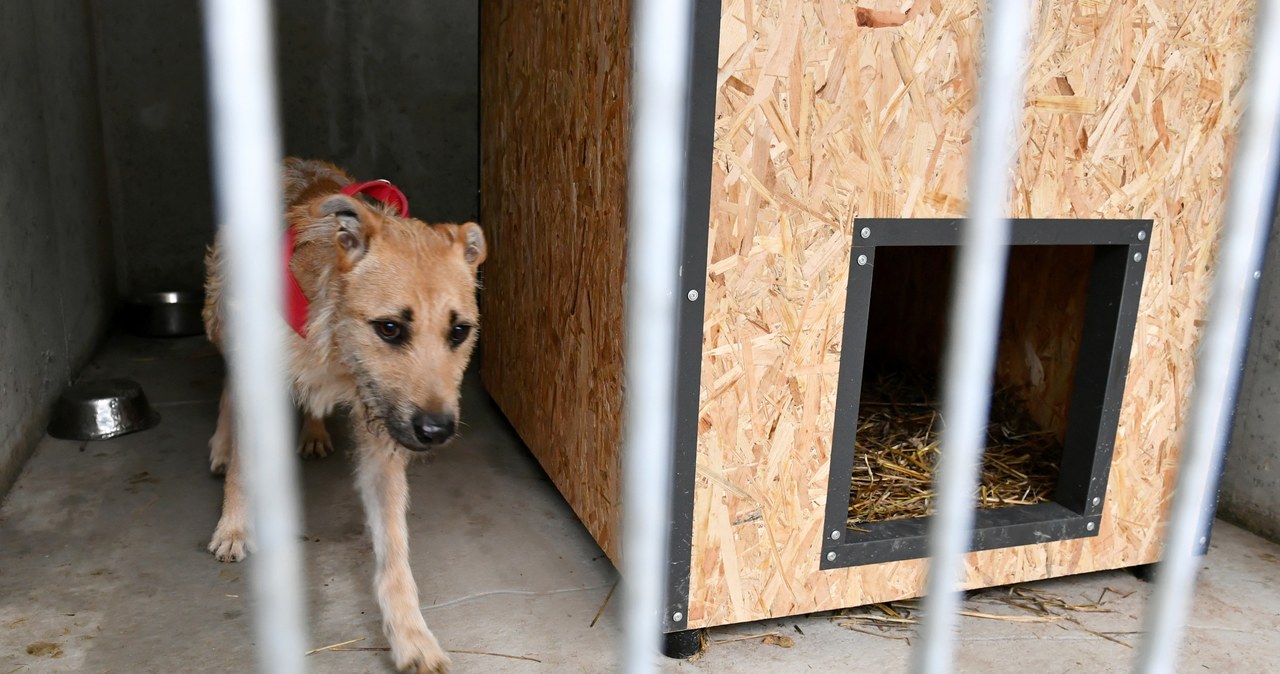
(826, 551, 837, 562)
(1255, 270, 1262, 280)
(857, 254, 868, 266)
(687, 289, 699, 302)
(1137, 230, 1147, 241)
(1199, 537, 1207, 546)
(831, 530, 842, 540)
(1133, 252, 1143, 262)
(1091, 497, 1101, 507)
(1087, 522, 1096, 532)
(672, 612, 684, 623)
(860, 227, 871, 239)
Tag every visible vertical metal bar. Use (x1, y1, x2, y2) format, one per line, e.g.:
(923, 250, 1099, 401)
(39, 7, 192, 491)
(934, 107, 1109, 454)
(621, 0, 695, 671)
(1134, 4, 1280, 672)
(910, 2, 1031, 673)
(201, 1, 308, 672)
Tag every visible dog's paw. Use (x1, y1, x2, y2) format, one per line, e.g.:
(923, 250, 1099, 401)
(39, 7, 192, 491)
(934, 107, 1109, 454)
(209, 454, 228, 475)
(389, 624, 450, 674)
(298, 423, 333, 459)
(208, 523, 251, 563)
(298, 434, 332, 460)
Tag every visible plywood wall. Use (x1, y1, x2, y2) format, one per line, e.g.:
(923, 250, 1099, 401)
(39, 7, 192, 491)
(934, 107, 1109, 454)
(688, 0, 1252, 628)
(478, 0, 630, 562)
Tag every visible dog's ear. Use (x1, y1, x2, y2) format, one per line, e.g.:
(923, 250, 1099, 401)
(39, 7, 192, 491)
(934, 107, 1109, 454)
(316, 194, 377, 271)
(456, 221, 486, 268)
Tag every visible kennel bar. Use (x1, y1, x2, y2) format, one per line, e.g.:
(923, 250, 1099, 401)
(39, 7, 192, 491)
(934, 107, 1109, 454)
(480, 0, 1260, 649)
(909, 1, 1029, 667)
(621, 0, 695, 670)
(1136, 2, 1280, 671)
(201, 0, 307, 672)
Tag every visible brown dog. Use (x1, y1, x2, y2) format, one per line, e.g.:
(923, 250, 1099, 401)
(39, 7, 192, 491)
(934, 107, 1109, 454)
(202, 157, 485, 673)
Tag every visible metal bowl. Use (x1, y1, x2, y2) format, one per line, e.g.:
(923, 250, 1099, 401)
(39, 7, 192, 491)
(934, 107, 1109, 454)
(48, 378, 161, 441)
(122, 291, 205, 337)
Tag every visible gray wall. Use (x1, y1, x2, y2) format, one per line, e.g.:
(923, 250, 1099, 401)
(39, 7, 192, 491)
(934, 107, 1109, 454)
(1222, 214, 1280, 543)
(0, 1, 116, 495)
(92, 0, 480, 295)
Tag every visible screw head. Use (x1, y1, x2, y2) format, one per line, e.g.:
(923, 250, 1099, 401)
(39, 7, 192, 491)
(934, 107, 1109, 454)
(1138, 230, 1147, 241)
(1087, 522, 1096, 532)
(1133, 252, 1143, 262)
(687, 289, 699, 301)
(1255, 270, 1262, 280)
(1199, 537, 1207, 545)
(831, 530, 842, 540)
(1092, 497, 1101, 507)
(857, 254, 868, 266)
(860, 227, 871, 239)
(672, 612, 684, 622)
(826, 551, 837, 562)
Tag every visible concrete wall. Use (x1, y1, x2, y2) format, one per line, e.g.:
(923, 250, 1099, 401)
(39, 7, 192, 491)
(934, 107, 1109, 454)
(92, 0, 480, 295)
(0, 1, 116, 496)
(1222, 214, 1280, 543)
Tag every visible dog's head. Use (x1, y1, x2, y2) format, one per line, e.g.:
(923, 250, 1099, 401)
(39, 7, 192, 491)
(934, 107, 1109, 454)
(298, 193, 486, 451)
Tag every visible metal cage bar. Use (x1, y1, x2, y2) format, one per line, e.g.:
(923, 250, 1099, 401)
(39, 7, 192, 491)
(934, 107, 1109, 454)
(201, 1, 308, 672)
(1133, 4, 1280, 672)
(621, 0, 696, 671)
(910, 2, 1032, 672)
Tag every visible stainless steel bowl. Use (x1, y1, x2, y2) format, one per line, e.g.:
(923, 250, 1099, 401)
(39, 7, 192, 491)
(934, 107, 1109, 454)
(122, 291, 205, 337)
(47, 378, 161, 441)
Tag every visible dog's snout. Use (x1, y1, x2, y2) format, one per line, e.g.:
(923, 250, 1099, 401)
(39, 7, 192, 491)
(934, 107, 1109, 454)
(411, 411, 456, 446)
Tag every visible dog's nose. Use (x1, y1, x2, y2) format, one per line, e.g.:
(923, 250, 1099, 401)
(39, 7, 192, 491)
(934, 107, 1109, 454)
(411, 411, 456, 445)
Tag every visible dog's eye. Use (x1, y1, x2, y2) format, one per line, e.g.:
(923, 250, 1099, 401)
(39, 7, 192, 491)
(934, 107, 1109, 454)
(373, 321, 406, 344)
(449, 323, 472, 348)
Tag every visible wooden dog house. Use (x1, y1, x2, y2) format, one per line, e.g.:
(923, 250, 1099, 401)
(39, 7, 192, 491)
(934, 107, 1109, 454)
(478, 0, 1251, 636)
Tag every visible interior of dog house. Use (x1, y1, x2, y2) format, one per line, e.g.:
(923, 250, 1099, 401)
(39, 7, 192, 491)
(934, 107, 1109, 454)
(3, 0, 1280, 672)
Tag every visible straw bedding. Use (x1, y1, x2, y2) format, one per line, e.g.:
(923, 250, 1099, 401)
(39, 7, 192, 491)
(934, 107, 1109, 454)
(849, 369, 1062, 527)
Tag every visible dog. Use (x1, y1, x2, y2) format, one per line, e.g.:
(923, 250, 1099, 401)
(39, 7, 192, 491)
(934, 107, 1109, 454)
(201, 157, 485, 673)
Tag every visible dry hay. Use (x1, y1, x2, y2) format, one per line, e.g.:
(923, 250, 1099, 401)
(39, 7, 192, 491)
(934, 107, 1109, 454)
(849, 369, 1062, 527)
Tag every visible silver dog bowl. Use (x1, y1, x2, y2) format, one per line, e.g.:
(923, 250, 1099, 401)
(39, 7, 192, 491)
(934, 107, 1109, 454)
(123, 291, 205, 337)
(48, 378, 161, 441)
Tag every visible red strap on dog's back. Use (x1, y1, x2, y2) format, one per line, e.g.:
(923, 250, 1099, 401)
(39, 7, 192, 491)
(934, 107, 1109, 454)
(284, 178, 411, 338)
(341, 179, 410, 218)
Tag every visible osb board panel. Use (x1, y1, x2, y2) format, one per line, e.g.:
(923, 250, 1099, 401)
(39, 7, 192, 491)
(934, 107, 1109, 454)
(689, 0, 1251, 628)
(479, 0, 629, 562)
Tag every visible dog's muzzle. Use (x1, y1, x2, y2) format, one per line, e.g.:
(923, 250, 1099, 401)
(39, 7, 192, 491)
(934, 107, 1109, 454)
(412, 411, 455, 445)
(388, 410, 454, 452)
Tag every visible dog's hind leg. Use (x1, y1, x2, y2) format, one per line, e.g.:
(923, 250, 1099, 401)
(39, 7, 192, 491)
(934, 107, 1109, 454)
(355, 434, 450, 674)
(299, 413, 333, 459)
(208, 383, 252, 562)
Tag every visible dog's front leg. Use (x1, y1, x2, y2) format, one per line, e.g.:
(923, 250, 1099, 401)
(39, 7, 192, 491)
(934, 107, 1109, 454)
(354, 433, 449, 674)
(209, 383, 252, 561)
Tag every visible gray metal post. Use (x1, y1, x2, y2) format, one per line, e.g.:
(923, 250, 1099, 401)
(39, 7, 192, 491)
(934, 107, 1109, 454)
(910, 2, 1032, 673)
(621, 0, 695, 672)
(201, 1, 308, 671)
(1134, 3, 1280, 672)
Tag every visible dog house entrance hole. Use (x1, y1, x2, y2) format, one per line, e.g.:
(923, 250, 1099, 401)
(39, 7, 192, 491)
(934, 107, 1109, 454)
(820, 219, 1150, 569)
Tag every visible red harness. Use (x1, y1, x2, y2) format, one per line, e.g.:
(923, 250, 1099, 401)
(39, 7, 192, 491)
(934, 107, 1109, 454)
(284, 179, 410, 337)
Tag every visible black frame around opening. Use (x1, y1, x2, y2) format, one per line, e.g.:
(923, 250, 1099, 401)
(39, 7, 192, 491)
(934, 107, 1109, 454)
(819, 218, 1151, 569)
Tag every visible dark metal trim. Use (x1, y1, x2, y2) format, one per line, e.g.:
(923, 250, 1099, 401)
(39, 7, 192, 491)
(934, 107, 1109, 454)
(820, 218, 1152, 570)
(824, 503, 1102, 567)
(663, 0, 722, 632)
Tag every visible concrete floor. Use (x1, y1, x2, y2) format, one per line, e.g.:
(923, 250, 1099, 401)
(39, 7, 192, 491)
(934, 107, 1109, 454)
(1, 334, 1278, 674)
